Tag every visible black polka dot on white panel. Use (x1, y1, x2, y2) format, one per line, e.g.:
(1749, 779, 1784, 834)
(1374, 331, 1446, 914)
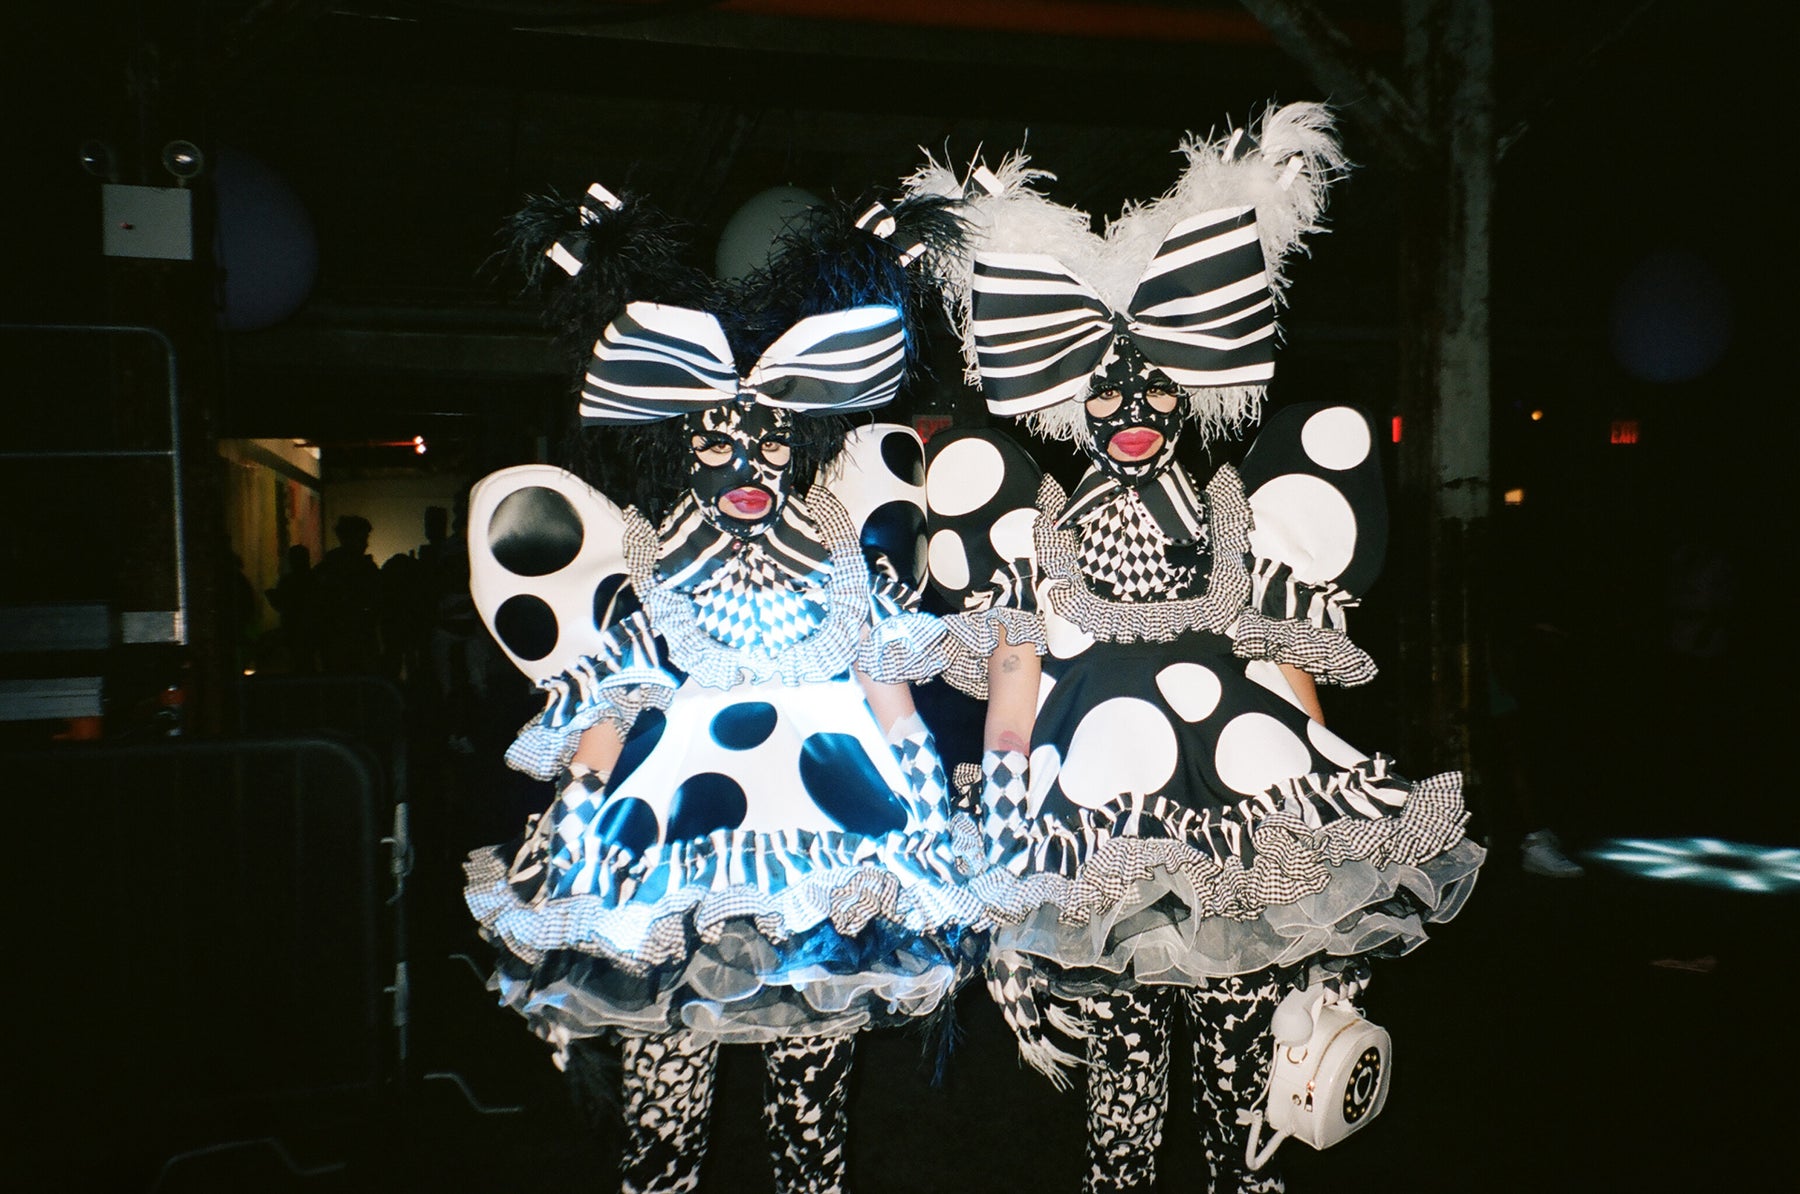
(923, 427, 1043, 610)
(489, 486, 584, 576)
(493, 594, 559, 662)
(798, 732, 909, 835)
(468, 464, 633, 685)
(592, 574, 641, 635)
(862, 499, 927, 588)
(593, 795, 660, 855)
(710, 701, 778, 750)
(878, 427, 925, 486)
(666, 771, 749, 839)
(608, 707, 666, 793)
(1240, 401, 1388, 595)
(824, 424, 928, 585)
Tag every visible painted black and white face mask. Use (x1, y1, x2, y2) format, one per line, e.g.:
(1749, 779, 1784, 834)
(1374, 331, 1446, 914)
(1082, 326, 1185, 486)
(685, 402, 795, 538)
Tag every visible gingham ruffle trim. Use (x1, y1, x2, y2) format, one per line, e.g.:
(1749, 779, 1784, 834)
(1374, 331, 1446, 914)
(856, 608, 951, 683)
(937, 606, 1049, 699)
(1230, 608, 1378, 687)
(1034, 466, 1253, 644)
(465, 811, 1005, 977)
(980, 761, 1471, 923)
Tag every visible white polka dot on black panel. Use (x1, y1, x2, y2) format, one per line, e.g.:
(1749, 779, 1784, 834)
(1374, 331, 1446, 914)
(1240, 401, 1388, 595)
(923, 428, 1042, 610)
(1214, 711, 1315, 797)
(1058, 696, 1179, 808)
(489, 486, 585, 576)
(928, 528, 970, 591)
(798, 732, 908, 835)
(1154, 662, 1223, 722)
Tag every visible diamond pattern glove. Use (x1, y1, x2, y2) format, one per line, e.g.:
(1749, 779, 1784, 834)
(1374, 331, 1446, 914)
(983, 949, 1088, 1089)
(509, 762, 610, 901)
(980, 748, 1033, 870)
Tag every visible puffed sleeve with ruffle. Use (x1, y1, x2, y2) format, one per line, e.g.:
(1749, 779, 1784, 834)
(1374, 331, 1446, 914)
(1234, 402, 1390, 686)
(923, 427, 1050, 698)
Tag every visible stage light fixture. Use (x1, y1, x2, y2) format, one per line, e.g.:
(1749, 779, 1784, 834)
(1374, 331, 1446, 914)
(161, 139, 205, 184)
(78, 139, 116, 181)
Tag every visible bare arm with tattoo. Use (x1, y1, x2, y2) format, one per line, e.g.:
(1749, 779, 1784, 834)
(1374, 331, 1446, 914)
(986, 627, 1041, 753)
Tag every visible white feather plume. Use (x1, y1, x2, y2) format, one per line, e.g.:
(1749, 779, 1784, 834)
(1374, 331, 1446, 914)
(906, 102, 1348, 449)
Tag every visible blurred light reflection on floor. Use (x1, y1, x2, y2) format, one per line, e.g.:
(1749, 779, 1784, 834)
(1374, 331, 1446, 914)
(1586, 837, 1800, 893)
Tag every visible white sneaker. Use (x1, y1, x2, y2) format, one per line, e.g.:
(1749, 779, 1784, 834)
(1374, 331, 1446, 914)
(1520, 829, 1584, 878)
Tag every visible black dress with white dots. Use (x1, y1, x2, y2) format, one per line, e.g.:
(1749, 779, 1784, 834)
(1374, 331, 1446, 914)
(926, 403, 1485, 993)
(463, 427, 1005, 1054)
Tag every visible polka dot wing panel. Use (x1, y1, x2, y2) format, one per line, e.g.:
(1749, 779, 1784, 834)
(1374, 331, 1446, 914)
(468, 464, 634, 685)
(1239, 402, 1388, 597)
(1032, 646, 1376, 817)
(922, 427, 1044, 609)
(822, 422, 929, 588)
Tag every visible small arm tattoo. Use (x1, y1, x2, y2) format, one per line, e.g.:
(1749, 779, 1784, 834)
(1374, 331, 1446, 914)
(1000, 653, 1022, 674)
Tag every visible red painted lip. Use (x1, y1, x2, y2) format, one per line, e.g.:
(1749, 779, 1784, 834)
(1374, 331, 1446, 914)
(720, 486, 772, 518)
(1108, 428, 1164, 461)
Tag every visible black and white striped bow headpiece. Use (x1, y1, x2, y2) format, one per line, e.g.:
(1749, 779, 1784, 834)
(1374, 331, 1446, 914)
(905, 102, 1347, 446)
(970, 202, 1274, 417)
(578, 301, 906, 426)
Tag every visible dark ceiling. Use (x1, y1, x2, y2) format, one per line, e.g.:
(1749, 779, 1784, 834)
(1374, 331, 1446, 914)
(7, 1, 1764, 473)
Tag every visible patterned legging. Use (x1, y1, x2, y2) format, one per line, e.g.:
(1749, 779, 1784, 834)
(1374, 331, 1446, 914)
(1081, 971, 1290, 1194)
(618, 1031, 856, 1194)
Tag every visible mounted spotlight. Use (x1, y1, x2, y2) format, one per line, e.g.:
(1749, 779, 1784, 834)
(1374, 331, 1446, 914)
(161, 139, 205, 185)
(78, 139, 117, 181)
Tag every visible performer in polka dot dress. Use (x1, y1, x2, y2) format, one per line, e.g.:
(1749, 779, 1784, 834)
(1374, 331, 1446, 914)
(462, 183, 1001, 1193)
(907, 104, 1485, 1192)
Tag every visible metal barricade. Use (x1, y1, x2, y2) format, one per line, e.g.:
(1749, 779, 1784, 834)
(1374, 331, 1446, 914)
(8, 735, 385, 1187)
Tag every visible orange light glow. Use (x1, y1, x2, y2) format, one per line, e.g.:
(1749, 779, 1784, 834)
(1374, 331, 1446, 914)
(1503, 488, 1525, 506)
(1390, 415, 1402, 443)
(1609, 419, 1640, 445)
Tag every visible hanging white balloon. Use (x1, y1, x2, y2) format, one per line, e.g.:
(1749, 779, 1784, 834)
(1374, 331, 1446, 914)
(715, 185, 821, 280)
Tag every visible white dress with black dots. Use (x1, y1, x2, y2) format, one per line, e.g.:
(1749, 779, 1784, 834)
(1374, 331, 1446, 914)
(926, 403, 1485, 990)
(464, 484, 999, 1049)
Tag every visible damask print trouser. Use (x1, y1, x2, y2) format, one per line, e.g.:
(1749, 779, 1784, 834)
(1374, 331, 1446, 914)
(1080, 971, 1289, 1194)
(618, 1031, 856, 1194)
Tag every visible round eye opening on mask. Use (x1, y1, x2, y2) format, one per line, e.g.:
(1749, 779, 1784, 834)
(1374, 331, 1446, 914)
(760, 438, 791, 467)
(1145, 388, 1181, 414)
(691, 435, 733, 467)
(1086, 389, 1123, 418)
